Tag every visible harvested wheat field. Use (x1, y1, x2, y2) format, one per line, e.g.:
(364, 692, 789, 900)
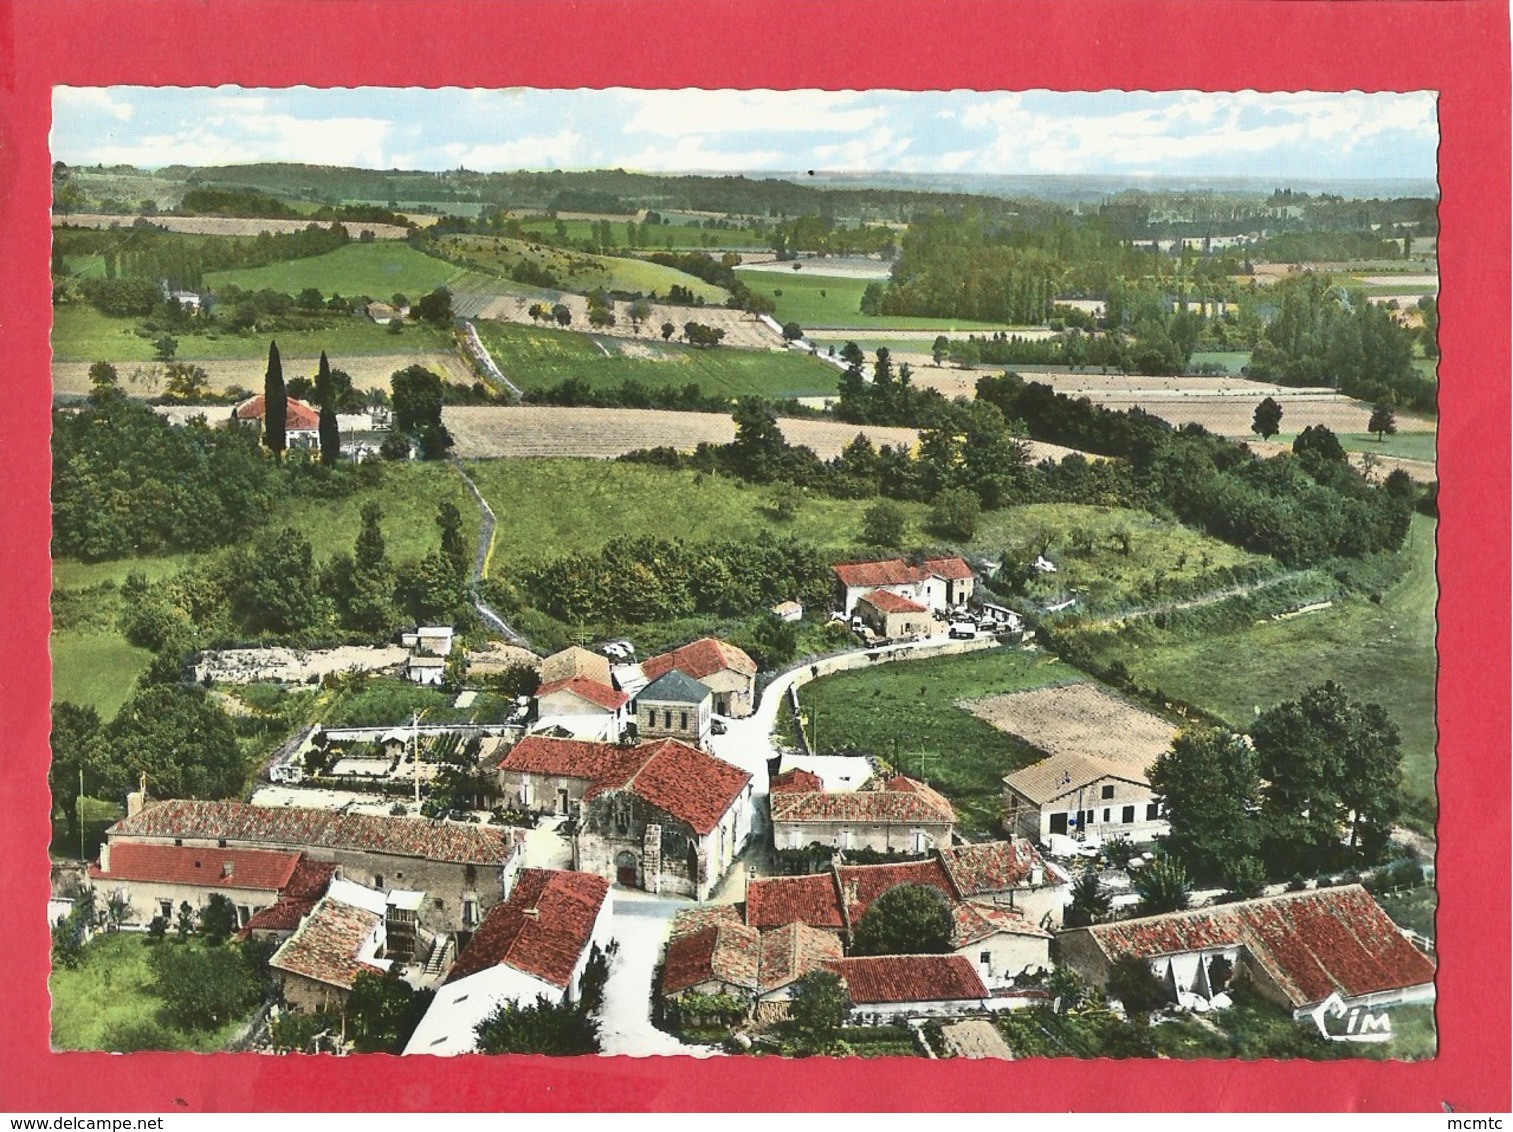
(443, 405, 920, 460)
(53, 213, 410, 239)
(52, 351, 472, 397)
(454, 286, 783, 350)
(961, 683, 1178, 771)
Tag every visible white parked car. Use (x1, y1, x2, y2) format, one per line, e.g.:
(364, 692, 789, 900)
(948, 622, 977, 640)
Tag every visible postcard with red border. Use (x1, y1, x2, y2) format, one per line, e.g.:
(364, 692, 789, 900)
(1, 0, 1508, 1114)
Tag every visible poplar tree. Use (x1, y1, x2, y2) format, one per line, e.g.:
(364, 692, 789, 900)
(316, 351, 340, 466)
(263, 340, 288, 460)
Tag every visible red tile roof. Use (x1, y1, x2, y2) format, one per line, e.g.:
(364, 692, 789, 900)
(281, 858, 339, 903)
(745, 873, 846, 931)
(758, 922, 845, 992)
(498, 737, 749, 836)
(833, 560, 928, 589)
(951, 900, 1052, 947)
(859, 590, 929, 615)
(269, 895, 386, 990)
(234, 394, 320, 431)
(110, 799, 518, 866)
(663, 921, 762, 996)
(91, 841, 301, 892)
(447, 869, 610, 990)
(242, 898, 317, 936)
(536, 676, 630, 712)
(769, 776, 956, 827)
(770, 768, 825, 794)
(925, 556, 974, 581)
(837, 859, 957, 924)
(641, 637, 758, 683)
(826, 954, 989, 1005)
(937, 840, 1052, 896)
(603, 739, 752, 836)
(1084, 886, 1437, 1010)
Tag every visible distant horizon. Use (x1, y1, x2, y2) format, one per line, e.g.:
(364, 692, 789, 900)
(52, 88, 1439, 184)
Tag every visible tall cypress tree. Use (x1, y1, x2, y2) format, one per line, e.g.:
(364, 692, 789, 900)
(316, 350, 340, 466)
(263, 340, 288, 460)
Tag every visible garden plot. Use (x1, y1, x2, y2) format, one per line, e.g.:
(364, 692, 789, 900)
(961, 683, 1178, 772)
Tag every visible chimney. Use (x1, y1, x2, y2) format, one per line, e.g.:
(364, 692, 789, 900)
(222, 861, 235, 879)
(1029, 866, 1044, 887)
(843, 879, 860, 908)
(523, 907, 540, 919)
(125, 791, 145, 820)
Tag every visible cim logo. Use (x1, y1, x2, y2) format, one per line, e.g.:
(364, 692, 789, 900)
(1308, 991, 1393, 1044)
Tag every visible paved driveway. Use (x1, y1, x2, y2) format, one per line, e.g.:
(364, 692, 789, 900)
(596, 892, 720, 1058)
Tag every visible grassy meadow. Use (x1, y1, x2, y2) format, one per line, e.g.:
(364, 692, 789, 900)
(738, 270, 1015, 332)
(1070, 514, 1438, 829)
(473, 321, 840, 399)
(436, 234, 727, 303)
(203, 241, 468, 298)
(51, 303, 454, 364)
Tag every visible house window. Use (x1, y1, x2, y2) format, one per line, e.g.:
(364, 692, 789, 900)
(238, 905, 251, 927)
(1100, 785, 1115, 800)
(159, 900, 173, 920)
(911, 829, 926, 853)
(463, 899, 478, 926)
(1085, 810, 1095, 826)
(680, 712, 688, 730)
(980, 951, 991, 965)
(465, 864, 477, 883)
(434, 898, 444, 910)
(1147, 803, 1160, 821)
(174, 839, 183, 847)
(1122, 805, 1135, 824)
(374, 875, 384, 889)
(663, 711, 672, 729)
(1102, 808, 1111, 824)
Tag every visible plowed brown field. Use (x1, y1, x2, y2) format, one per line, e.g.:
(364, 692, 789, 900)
(961, 683, 1178, 771)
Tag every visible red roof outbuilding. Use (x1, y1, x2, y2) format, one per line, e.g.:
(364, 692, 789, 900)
(826, 954, 989, 1005)
(447, 868, 610, 989)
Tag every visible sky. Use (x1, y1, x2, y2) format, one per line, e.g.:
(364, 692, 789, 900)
(51, 87, 1439, 182)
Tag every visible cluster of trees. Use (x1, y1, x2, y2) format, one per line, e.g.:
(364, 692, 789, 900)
(1246, 274, 1434, 413)
(974, 373, 1414, 568)
(645, 250, 774, 314)
(834, 345, 940, 426)
(1150, 683, 1405, 885)
(516, 531, 834, 627)
(52, 392, 279, 560)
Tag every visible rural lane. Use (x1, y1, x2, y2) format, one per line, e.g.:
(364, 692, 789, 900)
(448, 459, 531, 648)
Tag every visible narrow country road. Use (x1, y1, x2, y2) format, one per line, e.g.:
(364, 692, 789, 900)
(460, 320, 523, 400)
(1083, 569, 1317, 628)
(596, 895, 720, 1058)
(448, 459, 530, 648)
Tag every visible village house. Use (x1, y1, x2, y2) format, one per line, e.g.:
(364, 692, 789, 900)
(824, 955, 991, 1023)
(635, 669, 712, 748)
(88, 840, 304, 930)
(832, 555, 975, 617)
(405, 654, 446, 686)
(232, 394, 321, 448)
(239, 858, 340, 942)
(101, 797, 523, 938)
(401, 626, 455, 656)
(936, 838, 1071, 928)
(489, 736, 753, 900)
(269, 881, 391, 1014)
(538, 645, 613, 689)
(660, 906, 843, 1025)
(532, 676, 631, 742)
(1057, 885, 1437, 1017)
(640, 637, 758, 717)
(770, 600, 804, 623)
(854, 590, 933, 640)
(769, 774, 956, 855)
(365, 300, 408, 325)
(404, 868, 613, 1056)
(1002, 750, 1167, 847)
(744, 853, 1052, 990)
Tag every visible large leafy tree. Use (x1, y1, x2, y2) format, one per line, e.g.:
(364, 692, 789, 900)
(1251, 396, 1284, 440)
(263, 339, 288, 460)
(850, 884, 954, 956)
(49, 702, 103, 851)
(473, 995, 599, 1056)
(149, 944, 261, 1030)
(1251, 681, 1403, 868)
(231, 528, 327, 636)
(1148, 728, 1261, 885)
(104, 685, 244, 800)
(390, 365, 453, 460)
(788, 968, 849, 1050)
(725, 398, 788, 483)
(345, 969, 432, 1053)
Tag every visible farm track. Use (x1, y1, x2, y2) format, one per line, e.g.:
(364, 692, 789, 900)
(1081, 569, 1317, 627)
(448, 460, 530, 648)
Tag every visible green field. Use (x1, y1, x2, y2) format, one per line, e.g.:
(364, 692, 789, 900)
(51, 630, 155, 718)
(51, 303, 454, 364)
(968, 504, 1269, 615)
(473, 321, 840, 398)
(782, 647, 1089, 835)
(1273, 430, 1437, 463)
(50, 933, 257, 1052)
(466, 459, 930, 570)
(203, 241, 468, 299)
(1072, 514, 1438, 829)
(738, 270, 1016, 332)
(514, 217, 766, 251)
(437, 234, 727, 303)
(1188, 350, 1253, 375)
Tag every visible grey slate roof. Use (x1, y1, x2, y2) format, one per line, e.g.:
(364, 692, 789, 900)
(639, 669, 712, 705)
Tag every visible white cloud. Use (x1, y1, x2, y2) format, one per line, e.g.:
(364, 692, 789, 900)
(618, 88, 884, 137)
(437, 130, 583, 171)
(85, 114, 393, 170)
(619, 134, 785, 172)
(53, 87, 134, 121)
(811, 126, 912, 170)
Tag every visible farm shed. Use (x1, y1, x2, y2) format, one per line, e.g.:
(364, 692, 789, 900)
(1057, 885, 1437, 1017)
(855, 590, 933, 641)
(769, 775, 956, 855)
